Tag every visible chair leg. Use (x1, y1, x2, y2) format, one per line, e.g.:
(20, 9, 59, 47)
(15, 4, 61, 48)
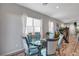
(24, 52, 27, 56)
(38, 46, 41, 56)
(56, 48, 61, 56)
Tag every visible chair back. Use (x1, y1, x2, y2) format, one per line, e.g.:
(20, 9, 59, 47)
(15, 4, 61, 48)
(47, 39, 58, 55)
(27, 33, 32, 43)
(22, 37, 29, 47)
(57, 34, 64, 48)
(35, 32, 41, 40)
(22, 36, 39, 55)
(22, 37, 29, 54)
(49, 32, 54, 39)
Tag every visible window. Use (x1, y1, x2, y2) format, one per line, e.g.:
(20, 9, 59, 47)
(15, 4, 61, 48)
(26, 17, 33, 33)
(22, 16, 42, 35)
(49, 21, 54, 33)
(26, 17, 33, 26)
(34, 19, 41, 32)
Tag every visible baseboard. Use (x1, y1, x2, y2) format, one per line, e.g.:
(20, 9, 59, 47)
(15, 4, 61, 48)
(1, 48, 25, 56)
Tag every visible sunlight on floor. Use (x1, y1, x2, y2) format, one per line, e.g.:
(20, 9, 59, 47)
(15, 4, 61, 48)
(59, 35, 79, 56)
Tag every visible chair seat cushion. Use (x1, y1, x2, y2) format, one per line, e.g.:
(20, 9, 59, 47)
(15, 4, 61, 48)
(31, 40, 41, 46)
(29, 45, 38, 49)
(29, 48, 39, 55)
(41, 48, 46, 56)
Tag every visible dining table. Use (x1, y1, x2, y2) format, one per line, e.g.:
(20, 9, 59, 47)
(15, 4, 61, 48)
(30, 38, 46, 55)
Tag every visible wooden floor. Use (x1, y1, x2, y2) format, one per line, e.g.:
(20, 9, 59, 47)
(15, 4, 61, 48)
(14, 35, 79, 56)
(59, 35, 79, 56)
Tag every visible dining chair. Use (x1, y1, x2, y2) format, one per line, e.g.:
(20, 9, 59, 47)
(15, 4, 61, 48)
(35, 32, 41, 41)
(22, 37, 40, 56)
(46, 39, 58, 56)
(41, 32, 55, 56)
(57, 34, 64, 55)
(40, 40, 47, 56)
(27, 33, 32, 43)
(34, 32, 47, 56)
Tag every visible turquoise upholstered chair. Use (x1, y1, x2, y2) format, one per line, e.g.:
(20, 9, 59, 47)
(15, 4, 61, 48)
(57, 34, 64, 55)
(35, 32, 41, 41)
(57, 34, 64, 49)
(22, 37, 40, 56)
(27, 33, 32, 43)
(41, 48, 46, 56)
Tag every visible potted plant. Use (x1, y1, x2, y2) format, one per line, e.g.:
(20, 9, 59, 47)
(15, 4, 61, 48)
(54, 31, 60, 38)
(59, 27, 64, 34)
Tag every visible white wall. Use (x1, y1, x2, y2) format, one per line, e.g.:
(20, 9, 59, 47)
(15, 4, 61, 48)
(0, 4, 23, 55)
(0, 3, 63, 55)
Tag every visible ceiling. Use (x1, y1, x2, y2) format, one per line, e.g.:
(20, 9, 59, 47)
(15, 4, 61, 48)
(18, 3, 79, 23)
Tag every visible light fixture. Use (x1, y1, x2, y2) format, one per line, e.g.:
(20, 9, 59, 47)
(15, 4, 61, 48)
(56, 6, 59, 8)
(42, 3, 48, 6)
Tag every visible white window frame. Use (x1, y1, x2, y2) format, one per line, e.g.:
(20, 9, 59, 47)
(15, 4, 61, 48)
(22, 15, 42, 38)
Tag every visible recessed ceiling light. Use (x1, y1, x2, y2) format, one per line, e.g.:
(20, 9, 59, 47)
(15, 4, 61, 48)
(56, 6, 59, 8)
